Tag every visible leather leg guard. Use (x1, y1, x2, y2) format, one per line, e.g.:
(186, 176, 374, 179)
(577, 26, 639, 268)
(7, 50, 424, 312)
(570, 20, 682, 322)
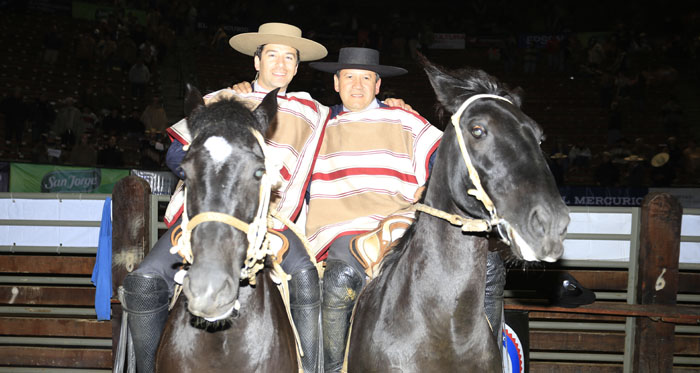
(122, 272, 170, 373)
(289, 267, 321, 373)
(322, 260, 364, 372)
(484, 250, 506, 351)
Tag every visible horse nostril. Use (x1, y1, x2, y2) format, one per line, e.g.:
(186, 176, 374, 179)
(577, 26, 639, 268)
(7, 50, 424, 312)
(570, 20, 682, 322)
(558, 213, 571, 239)
(530, 206, 548, 236)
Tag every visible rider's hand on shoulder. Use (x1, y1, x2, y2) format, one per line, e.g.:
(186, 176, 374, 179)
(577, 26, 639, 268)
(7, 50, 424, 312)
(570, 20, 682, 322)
(383, 98, 417, 115)
(231, 81, 254, 94)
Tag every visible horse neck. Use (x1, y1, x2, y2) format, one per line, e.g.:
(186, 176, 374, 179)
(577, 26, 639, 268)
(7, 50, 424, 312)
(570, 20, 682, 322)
(395, 147, 490, 318)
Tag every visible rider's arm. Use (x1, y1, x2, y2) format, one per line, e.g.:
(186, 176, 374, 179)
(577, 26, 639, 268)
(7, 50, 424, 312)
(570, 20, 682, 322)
(166, 140, 187, 179)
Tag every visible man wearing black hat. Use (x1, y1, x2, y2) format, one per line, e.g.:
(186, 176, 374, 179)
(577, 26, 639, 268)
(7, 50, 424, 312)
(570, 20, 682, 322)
(304, 47, 443, 371)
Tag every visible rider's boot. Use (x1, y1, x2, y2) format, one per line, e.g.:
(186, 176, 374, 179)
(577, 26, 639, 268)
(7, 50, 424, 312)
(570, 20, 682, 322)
(122, 272, 170, 373)
(321, 260, 364, 372)
(484, 250, 506, 352)
(289, 267, 321, 373)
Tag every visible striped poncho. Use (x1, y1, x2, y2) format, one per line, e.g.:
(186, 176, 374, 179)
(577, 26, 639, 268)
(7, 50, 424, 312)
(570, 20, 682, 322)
(164, 90, 329, 229)
(305, 106, 442, 260)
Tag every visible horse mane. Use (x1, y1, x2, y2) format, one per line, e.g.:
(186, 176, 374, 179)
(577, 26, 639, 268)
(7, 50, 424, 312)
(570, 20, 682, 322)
(418, 55, 524, 123)
(187, 96, 264, 142)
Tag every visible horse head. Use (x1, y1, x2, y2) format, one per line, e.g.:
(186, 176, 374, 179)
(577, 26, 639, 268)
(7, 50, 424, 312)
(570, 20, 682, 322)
(421, 58, 569, 262)
(178, 85, 278, 321)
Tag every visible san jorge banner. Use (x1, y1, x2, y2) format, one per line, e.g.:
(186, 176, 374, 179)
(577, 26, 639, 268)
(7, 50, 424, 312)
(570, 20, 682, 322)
(10, 163, 129, 193)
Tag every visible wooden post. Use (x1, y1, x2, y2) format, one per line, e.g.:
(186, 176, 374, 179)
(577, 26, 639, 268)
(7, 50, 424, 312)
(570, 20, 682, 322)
(632, 192, 682, 373)
(111, 175, 151, 364)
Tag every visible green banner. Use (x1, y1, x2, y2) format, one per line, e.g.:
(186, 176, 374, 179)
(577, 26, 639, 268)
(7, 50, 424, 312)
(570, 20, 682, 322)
(72, 1, 147, 24)
(10, 163, 129, 193)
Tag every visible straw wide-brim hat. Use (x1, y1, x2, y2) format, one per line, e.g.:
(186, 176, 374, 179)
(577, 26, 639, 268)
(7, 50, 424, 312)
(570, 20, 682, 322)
(310, 47, 408, 77)
(229, 23, 327, 62)
(550, 152, 568, 159)
(624, 154, 645, 162)
(651, 152, 670, 167)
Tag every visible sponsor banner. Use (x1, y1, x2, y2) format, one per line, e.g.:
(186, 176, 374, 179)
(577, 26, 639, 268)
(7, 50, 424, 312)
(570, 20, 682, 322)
(559, 186, 700, 209)
(72, 1, 146, 24)
(131, 169, 179, 195)
(9, 163, 129, 193)
(517, 33, 565, 49)
(559, 186, 649, 207)
(429, 33, 466, 49)
(0, 162, 8, 192)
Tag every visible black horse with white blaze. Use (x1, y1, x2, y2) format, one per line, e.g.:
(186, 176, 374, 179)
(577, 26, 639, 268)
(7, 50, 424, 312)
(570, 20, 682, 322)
(346, 58, 570, 371)
(155, 87, 298, 372)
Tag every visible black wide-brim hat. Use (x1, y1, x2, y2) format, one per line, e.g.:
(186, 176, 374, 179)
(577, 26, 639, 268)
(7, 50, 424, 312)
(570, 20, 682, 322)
(310, 47, 407, 77)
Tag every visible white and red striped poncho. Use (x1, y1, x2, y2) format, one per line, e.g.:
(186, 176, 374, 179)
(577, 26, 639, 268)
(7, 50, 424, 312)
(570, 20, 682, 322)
(164, 90, 330, 229)
(305, 106, 442, 261)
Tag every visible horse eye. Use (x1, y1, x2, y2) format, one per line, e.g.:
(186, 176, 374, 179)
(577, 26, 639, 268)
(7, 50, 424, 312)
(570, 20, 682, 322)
(254, 168, 265, 180)
(471, 126, 485, 138)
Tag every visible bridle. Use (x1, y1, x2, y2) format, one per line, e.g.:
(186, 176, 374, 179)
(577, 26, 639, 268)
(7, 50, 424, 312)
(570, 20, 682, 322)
(170, 128, 281, 284)
(413, 94, 515, 245)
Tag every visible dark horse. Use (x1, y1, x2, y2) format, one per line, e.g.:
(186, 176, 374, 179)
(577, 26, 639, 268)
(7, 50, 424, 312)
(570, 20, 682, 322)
(155, 87, 298, 372)
(346, 58, 570, 371)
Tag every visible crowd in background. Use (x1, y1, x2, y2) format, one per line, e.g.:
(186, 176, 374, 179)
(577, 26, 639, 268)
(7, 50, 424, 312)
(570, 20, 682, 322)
(1, 0, 699, 186)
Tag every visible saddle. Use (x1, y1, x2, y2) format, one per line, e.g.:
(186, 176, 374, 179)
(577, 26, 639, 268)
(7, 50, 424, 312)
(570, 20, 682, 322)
(350, 215, 414, 279)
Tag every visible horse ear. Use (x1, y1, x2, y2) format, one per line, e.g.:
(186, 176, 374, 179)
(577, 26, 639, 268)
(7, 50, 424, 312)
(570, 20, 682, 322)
(507, 86, 524, 108)
(184, 83, 205, 118)
(252, 88, 279, 133)
(420, 57, 466, 114)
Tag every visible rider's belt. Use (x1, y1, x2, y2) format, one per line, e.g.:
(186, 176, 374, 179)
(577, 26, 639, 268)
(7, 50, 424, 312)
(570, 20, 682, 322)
(350, 215, 414, 279)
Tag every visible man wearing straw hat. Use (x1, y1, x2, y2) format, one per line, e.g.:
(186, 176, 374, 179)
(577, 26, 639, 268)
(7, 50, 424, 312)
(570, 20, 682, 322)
(119, 22, 330, 373)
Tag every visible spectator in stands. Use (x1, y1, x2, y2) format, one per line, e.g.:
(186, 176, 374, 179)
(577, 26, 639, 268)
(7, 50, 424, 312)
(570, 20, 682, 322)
(140, 96, 168, 133)
(68, 132, 97, 166)
(594, 151, 620, 186)
(568, 141, 592, 169)
(75, 31, 96, 72)
(683, 138, 700, 183)
(607, 100, 623, 145)
(97, 135, 124, 168)
(0, 87, 28, 150)
(52, 97, 83, 148)
(623, 155, 647, 187)
(631, 137, 654, 161)
(210, 25, 229, 52)
(101, 108, 124, 136)
(128, 58, 151, 100)
(660, 96, 684, 137)
(42, 24, 63, 65)
(124, 108, 146, 138)
(116, 34, 139, 72)
(27, 92, 55, 146)
(523, 40, 538, 74)
(649, 148, 675, 187)
(610, 137, 632, 164)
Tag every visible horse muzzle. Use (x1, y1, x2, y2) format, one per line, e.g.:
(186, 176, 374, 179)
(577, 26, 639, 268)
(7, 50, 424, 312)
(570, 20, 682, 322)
(505, 203, 570, 262)
(182, 270, 240, 321)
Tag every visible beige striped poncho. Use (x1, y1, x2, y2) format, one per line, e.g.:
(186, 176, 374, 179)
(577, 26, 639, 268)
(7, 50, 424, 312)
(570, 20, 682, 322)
(305, 106, 442, 261)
